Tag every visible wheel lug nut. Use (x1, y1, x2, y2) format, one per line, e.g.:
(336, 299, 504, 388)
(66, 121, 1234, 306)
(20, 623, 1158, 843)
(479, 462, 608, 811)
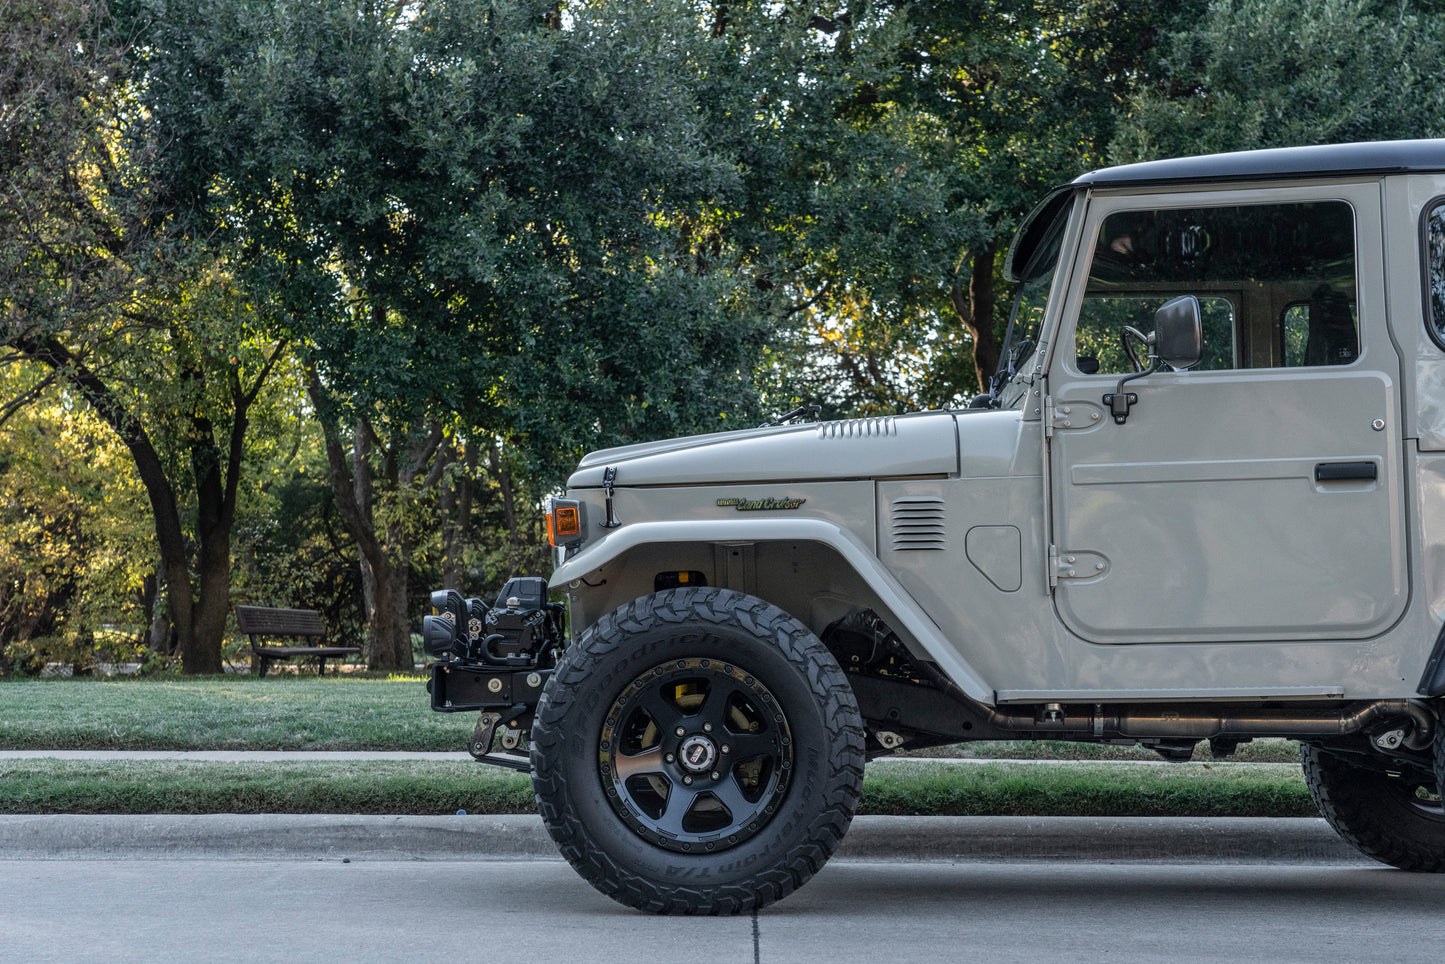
(675, 726, 686, 737)
(721, 745, 730, 754)
(665, 753, 675, 763)
(683, 775, 693, 785)
(710, 771, 719, 780)
(703, 723, 713, 732)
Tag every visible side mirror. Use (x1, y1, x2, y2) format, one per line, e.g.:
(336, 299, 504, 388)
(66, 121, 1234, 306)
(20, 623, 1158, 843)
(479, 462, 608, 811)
(1155, 295, 1202, 371)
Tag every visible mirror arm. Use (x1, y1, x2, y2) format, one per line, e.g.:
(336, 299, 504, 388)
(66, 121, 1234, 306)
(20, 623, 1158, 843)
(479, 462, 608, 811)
(1102, 356, 1161, 425)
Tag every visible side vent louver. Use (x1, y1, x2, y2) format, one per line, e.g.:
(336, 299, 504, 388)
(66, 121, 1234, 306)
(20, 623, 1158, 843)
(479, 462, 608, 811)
(890, 497, 946, 551)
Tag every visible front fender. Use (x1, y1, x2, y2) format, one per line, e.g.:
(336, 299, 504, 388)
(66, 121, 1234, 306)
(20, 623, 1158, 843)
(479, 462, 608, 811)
(550, 517, 993, 704)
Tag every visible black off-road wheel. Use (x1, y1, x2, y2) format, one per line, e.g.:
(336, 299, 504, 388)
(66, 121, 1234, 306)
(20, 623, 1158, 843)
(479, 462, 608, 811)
(530, 587, 865, 914)
(1300, 742, 1445, 871)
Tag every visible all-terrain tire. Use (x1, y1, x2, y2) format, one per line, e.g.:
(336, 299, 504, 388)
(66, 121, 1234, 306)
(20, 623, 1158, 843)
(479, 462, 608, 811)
(530, 587, 865, 914)
(1300, 742, 1445, 871)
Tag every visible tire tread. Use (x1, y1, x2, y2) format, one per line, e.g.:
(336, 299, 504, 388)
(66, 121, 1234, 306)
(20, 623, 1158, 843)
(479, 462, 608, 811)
(1301, 743, 1445, 872)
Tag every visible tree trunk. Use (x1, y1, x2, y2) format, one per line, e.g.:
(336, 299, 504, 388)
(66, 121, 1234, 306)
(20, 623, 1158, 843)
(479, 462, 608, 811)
(441, 442, 476, 588)
(186, 413, 230, 675)
(371, 564, 413, 669)
(187, 545, 229, 674)
(951, 242, 1001, 394)
(305, 364, 444, 672)
(145, 574, 171, 653)
(487, 441, 518, 543)
(350, 418, 413, 671)
(358, 543, 413, 670)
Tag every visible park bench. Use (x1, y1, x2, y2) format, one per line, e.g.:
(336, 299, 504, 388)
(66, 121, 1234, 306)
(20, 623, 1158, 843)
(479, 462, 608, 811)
(235, 605, 361, 677)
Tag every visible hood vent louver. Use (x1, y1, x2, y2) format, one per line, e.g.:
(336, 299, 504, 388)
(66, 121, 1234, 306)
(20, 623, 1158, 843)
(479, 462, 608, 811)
(889, 496, 946, 551)
(817, 417, 897, 439)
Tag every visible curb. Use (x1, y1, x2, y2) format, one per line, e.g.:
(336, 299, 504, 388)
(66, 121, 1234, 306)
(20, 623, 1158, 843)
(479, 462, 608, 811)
(0, 814, 1368, 864)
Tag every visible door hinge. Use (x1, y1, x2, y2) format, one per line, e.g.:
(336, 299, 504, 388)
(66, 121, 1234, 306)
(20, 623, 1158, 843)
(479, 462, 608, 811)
(1053, 548, 1109, 584)
(1047, 399, 1104, 435)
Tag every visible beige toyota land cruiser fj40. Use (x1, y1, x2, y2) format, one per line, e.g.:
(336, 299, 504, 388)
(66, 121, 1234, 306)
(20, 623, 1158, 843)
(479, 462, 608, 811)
(423, 139, 1445, 914)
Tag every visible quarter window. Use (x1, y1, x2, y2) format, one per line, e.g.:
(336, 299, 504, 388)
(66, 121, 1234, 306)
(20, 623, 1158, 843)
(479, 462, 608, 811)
(1427, 200, 1445, 344)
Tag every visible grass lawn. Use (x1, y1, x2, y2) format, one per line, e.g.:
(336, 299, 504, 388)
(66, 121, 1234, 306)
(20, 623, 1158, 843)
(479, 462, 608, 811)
(0, 758, 1315, 817)
(0, 675, 474, 751)
(862, 759, 1314, 817)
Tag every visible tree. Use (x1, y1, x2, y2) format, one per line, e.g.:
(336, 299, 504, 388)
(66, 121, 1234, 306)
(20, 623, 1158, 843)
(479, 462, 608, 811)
(1111, 0, 1445, 161)
(0, 368, 153, 674)
(1, 0, 291, 672)
(680, 2, 980, 414)
(868, 1, 1209, 399)
(131, 0, 777, 667)
(658, 2, 1208, 416)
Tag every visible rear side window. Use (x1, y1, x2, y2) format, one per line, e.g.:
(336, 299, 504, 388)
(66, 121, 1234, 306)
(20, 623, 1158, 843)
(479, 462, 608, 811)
(1427, 199, 1445, 345)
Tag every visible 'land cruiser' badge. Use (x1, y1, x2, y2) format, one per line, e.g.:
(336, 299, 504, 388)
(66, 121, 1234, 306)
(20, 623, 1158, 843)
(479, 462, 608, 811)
(716, 496, 806, 511)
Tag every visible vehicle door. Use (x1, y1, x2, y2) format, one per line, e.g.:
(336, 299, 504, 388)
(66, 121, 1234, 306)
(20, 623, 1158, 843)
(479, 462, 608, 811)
(1046, 182, 1406, 643)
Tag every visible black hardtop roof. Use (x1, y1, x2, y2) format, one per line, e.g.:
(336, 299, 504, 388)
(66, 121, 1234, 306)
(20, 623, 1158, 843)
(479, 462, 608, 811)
(1005, 138, 1445, 283)
(1074, 138, 1445, 188)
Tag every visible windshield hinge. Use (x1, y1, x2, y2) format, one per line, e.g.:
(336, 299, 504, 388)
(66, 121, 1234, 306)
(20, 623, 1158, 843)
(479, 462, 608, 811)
(1047, 544, 1060, 589)
(601, 466, 621, 529)
(1043, 397, 1055, 439)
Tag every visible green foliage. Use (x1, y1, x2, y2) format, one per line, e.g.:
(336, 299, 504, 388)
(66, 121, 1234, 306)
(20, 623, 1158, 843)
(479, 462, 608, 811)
(758, 1, 1209, 411)
(131, 0, 775, 483)
(699, 4, 982, 413)
(0, 0, 142, 342)
(1113, 0, 1445, 160)
(0, 0, 299, 672)
(0, 369, 155, 673)
(230, 416, 368, 640)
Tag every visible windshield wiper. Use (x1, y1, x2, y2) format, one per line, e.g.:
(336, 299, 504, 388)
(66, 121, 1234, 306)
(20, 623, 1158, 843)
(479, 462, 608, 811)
(759, 403, 821, 428)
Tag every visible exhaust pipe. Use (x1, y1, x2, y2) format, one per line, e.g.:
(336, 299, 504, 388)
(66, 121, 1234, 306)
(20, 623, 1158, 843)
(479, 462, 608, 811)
(910, 659, 1436, 749)
(982, 699, 1435, 749)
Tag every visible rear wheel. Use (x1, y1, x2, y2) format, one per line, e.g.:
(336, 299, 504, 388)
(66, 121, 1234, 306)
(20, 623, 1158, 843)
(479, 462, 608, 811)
(1300, 742, 1445, 871)
(531, 587, 865, 914)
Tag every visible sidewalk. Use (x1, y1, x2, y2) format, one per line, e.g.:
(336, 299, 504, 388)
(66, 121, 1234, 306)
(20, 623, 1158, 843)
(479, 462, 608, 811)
(0, 813, 1367, 864)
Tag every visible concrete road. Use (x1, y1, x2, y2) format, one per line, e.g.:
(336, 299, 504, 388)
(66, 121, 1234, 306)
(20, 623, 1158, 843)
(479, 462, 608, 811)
(4, 858, 1443, 963)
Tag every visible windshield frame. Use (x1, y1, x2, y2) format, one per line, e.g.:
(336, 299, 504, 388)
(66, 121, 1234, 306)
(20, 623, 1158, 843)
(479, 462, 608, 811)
(991, 191, 1077, 407)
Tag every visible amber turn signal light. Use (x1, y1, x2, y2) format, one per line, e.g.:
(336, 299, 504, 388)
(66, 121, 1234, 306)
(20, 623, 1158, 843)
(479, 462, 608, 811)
(546, 499, 583, 547)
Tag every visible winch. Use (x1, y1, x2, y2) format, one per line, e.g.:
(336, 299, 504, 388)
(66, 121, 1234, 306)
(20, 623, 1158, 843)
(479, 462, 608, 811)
(422, 576, 564, 770)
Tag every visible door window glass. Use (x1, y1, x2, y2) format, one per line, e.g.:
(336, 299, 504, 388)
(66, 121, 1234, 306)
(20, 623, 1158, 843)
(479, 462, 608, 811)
(1074, 201, 1358, 372)
(1076, 295, 1236, 374)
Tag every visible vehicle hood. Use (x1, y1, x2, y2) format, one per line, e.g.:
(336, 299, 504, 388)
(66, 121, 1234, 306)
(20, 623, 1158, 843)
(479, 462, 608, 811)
(566, 411, 959, 488)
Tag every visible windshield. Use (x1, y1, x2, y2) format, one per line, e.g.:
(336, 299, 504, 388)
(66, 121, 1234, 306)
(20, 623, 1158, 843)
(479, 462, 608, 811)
(993, 197, 1071, 406)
